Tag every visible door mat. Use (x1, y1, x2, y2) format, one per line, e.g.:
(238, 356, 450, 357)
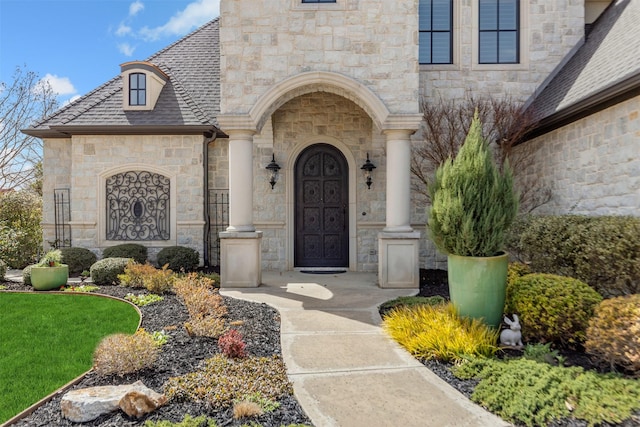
(299, 270, 347, 274)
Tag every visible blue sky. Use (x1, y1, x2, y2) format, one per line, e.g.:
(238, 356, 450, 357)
(0, 0, 220, 106)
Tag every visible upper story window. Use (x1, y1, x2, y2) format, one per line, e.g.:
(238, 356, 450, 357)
(121, 62, 168, 111)
(419, 0, 453, 64)
(479, 0, 519, 64)
(129, 73, 146, 106)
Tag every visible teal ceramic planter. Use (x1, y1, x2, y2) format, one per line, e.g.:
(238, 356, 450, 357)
(31, 265, 69, 291)
(447, 253, 508, 328)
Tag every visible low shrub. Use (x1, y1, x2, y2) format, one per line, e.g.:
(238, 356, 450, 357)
(22, 264, 34, 285)
(383, 303, 498, 362)
(379, 295, 445, 317)
(90, 257, 132, 285)
(157, 246, 199, 272)
(144, 265, 175, 294)
(174, 273, 227, 338)
(218, 329, 247, 359)
(504, 262, 532, 313)
(102, 243, 148, 264)
(144, 415, 217, 427)
(232, 401, 262, 419)
(118, 262, 156, 288)
(164, 354, 292, 407)
(506, 273, 603, 347)
(0, 259, 6, 280)
(453, 358, 640, 427)
(506, 215, 640, 296)
(93, 329, 159, 376)
(585, 294, 640, 374)
(125, 293, 164, 307)
(59, 247, 97, 275)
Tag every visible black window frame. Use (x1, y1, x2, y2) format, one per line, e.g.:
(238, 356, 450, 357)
(129, 73, 147, 106)
(419, 0, 454, 65)
(478, 0, 520, 64)
(301, 0, 336, 3)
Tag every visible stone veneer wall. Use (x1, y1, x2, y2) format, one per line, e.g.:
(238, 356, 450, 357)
(411, 0, 586, 269)
(219, 0, 419, 116)
(43, 135, 206, 263)
(516, 97, 640, 216)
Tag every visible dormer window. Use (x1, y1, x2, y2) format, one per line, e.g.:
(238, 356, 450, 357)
(121, 61, 168, 111)
(129, 73, 146, 106)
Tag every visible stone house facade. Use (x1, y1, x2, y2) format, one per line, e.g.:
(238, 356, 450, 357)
(24, 0, 639, 287)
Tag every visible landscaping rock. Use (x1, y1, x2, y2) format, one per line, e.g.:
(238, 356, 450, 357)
(60, 380, 165, 422)
(119, 389, 167, 419)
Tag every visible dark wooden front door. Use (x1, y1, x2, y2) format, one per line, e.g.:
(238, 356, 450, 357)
(295, 144, 349, 267)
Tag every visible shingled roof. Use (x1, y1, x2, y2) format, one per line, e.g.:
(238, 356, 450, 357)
(528, 0, 640, 137)
(24, 18, 222, 138)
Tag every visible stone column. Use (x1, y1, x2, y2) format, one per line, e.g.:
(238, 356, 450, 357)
(378, 117, 422, 289)
(383, 129, 414, 232)
(217, 117, 262, 287)
(227, 130, 256, 232)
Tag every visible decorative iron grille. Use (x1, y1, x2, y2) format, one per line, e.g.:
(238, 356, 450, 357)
(53, 188, 71, 247)
(207, 189, 229, 267)
(106, 171, 170, 241)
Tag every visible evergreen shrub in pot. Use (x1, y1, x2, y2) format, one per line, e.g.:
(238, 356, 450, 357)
(428, 112, 518, 327)
(30, 249, 69, 291)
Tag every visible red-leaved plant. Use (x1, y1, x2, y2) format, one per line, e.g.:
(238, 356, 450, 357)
(218, 329, 247, 358)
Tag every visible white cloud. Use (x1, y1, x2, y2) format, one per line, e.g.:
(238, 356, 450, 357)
(118, 43, 136, 56)
(116, 23, 132, 36)
(139, 0, 220, 41)
(62, 95, 82, 107)
(129, 1, 144, 17)
(37, 74, 76, 96)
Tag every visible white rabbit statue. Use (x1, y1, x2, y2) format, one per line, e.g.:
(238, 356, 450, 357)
(500, 314, 523, 348)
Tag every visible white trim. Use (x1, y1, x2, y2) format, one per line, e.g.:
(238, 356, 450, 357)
(98, 164, 177, 247)
(285, 136, 358, 271)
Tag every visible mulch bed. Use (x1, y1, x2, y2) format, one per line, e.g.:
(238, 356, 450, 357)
(1, 281, 312, 427)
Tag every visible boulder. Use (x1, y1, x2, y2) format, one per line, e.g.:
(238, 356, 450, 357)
(61, 380, 166, 422)
(119, 389, 167, 418)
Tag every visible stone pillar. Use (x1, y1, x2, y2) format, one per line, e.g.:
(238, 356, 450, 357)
(378, 119, 422, 288)
(227, 130, 256, 232)
(383, 129, 414, 233)
(217, 118, 262, 287)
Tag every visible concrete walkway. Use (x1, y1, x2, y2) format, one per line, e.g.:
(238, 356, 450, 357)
(221, 271, 509, 427)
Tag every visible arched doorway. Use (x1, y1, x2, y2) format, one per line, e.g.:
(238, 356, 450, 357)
(294, 144, 349, 268)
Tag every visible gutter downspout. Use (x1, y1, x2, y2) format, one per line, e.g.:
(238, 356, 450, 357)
(203, 132, 216, 270)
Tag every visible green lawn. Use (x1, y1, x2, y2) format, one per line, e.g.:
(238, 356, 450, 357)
(0, 292, 140, 423)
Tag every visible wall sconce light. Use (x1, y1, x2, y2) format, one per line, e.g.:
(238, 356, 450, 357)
(265, 153, 281, 189)
(360, 153, 376, 189)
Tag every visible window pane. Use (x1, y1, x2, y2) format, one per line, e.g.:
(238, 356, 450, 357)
(138, 73, 146, 88)
(499, 0, 517, 30)
(138, 90, 146, 105)
(432, 0, 450, 31)
(479, 32, 497, 63)
(130, 89, 137, 105)
(419, 0, 432, 31)
(432, 32, 451, 63)
(479, 0, 497, 30)
(130, 74, 138, 89)
(498, 31, 517, 62)
(419, 32, 432, 64)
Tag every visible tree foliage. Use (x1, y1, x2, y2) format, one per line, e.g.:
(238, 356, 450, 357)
(412, 94, 550, 213)
(0, 66, 58, 191)
(428, 112, 519, 257)
(0, 190, 42, 268)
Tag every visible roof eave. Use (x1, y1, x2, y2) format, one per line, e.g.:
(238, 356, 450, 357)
(526, 73, 640, 141)
(22, 125, 225, 138)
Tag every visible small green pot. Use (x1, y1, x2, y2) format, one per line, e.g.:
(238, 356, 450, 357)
(31, 265, 69, 291)
(447, 252, 508, 328)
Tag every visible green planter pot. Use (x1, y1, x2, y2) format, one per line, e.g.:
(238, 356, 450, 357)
(31, 265, 69, 291)
(447, 252, 508, 328)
